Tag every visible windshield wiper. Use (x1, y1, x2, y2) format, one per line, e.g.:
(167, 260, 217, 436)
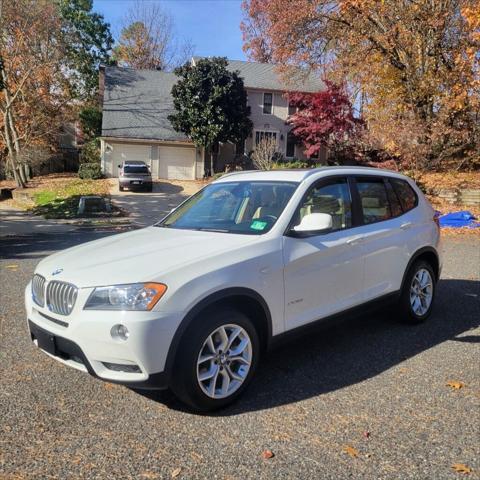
(198, 227, 230, 233)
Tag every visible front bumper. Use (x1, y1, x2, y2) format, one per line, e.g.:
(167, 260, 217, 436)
(25, 283, 182, 389)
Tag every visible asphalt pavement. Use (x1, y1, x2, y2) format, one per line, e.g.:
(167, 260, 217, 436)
(0, 231, 478, 479)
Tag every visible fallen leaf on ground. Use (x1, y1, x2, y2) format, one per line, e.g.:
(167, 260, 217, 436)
(452, 463, 472, 474)
(140, 472, 158, 479)
(262, 449, 275, 459)
(343, 445, 359, 458)
(446, 381, 465, 390)
(171, 467, 182, 478)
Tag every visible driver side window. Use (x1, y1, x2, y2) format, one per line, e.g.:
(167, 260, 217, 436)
(294, 178, 352, 231)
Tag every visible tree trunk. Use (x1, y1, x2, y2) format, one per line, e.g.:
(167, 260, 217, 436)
(1, 59, 27, 187)
(2, 111, 25, 187)
(204, 146, 213, 177)
(8, 156, 22, 186)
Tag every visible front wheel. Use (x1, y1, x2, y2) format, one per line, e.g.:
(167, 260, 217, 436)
(171, 308, 260, 412)
(398, 260, 436, 323)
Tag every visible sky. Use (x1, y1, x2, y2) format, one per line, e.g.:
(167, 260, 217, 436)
(93, 0, 247, 61)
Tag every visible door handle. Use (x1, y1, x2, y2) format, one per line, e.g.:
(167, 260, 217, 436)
(346, 236, 364, 245)
(400, 222, 412, 230)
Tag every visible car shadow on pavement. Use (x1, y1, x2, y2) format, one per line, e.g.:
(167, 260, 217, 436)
(138, 278, 479, 415)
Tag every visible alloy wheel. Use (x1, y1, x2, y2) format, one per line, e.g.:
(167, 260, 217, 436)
(409, 268, 433, 316)
(196, 324, 253, 399)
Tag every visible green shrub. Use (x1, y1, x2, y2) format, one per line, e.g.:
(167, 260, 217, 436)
(273, 159, 325, 169)
(78, 163, 103, 179)
(80, 138, 100, 164)
(79, 106, 102, 140)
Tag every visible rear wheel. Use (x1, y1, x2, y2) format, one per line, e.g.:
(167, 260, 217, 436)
(171, 307, 260, 412)
(119, 185, 124, 192)
(398, 260, 436, 323)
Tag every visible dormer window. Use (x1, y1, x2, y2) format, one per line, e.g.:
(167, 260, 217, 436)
(263, 93, 273, 114)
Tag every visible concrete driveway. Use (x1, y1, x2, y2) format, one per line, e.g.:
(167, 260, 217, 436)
(109, 179, 205, 227)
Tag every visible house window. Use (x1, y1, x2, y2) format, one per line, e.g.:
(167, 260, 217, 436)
(286, 133, 296, 157)
(288, 102, 296, 116)
(263, 93, 273, 114)
(255, 130, 277, 145)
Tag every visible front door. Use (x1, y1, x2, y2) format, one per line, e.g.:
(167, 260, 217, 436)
(283, 177, 365, 330)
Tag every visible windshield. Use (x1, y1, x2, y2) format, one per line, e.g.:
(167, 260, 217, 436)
(157, 181, 298, 234)
(124, 166, 149, 174)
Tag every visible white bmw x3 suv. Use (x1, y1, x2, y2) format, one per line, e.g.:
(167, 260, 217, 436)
(25, 167, 442, 411)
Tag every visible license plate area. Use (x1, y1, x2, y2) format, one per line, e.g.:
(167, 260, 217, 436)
(131, 181, 141, 185)
(34, 328, 57, 355)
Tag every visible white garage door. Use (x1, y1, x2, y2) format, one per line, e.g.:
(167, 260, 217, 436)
(158, 146, 195, 180)
(112, 144, 152, 177)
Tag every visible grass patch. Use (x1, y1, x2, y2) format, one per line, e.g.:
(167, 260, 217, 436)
(29, 177, 115, 219)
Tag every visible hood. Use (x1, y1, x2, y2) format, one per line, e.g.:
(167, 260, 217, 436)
(36, 227, 258, 288)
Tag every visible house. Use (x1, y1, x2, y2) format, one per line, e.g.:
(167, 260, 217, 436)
(100, 59, 325, 180)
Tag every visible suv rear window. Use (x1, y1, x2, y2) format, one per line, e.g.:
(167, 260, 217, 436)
(356, 179, 392, 224)
(124, 166, 149, 174)
(390, 179, 417, 212)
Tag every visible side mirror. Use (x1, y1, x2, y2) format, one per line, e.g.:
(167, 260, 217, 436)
(291, 213, 333, 236)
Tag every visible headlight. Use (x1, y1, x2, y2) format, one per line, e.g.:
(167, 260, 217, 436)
(84, 283, 167, 311)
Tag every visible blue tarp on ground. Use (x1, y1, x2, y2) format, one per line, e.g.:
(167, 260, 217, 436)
(439, 211, 480, 228)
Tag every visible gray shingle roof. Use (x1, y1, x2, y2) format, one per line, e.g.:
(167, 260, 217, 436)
(102, 68, 189, 142)
(102, 60, 324, 141)
(223, 59, 324, 93)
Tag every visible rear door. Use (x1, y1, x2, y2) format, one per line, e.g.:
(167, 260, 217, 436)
(351, 175, 410, 300)
(283, 176, 366, 330)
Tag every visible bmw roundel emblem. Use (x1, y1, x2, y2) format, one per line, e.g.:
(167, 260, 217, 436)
(52, 268, 63, 276)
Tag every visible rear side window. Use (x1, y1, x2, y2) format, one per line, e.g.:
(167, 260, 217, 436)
(391, 179, 417, 212)
(356, 179, 392, 224)
(385, 181, 403, 217)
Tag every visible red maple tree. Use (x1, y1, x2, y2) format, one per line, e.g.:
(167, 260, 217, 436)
(288, 81, 363, 160)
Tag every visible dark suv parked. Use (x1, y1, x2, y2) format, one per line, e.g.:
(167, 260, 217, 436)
(118, 161, 153, 192)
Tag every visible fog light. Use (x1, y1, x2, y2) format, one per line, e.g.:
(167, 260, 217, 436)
(111, 324, 129, 341)
(103, 362, 141, 373)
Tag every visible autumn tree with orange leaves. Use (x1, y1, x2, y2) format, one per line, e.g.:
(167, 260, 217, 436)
(241, 0, 480, 170)
(0, 0, 112, 187)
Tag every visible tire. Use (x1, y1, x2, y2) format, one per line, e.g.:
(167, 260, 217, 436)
(398, 260, 436, 324)
(119, 185, 124, 192)
(171, 307, 260, 412)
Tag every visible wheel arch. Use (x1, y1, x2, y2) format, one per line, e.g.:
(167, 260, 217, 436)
(401, 246, 440, 292)
(163, 287, 273, 382)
